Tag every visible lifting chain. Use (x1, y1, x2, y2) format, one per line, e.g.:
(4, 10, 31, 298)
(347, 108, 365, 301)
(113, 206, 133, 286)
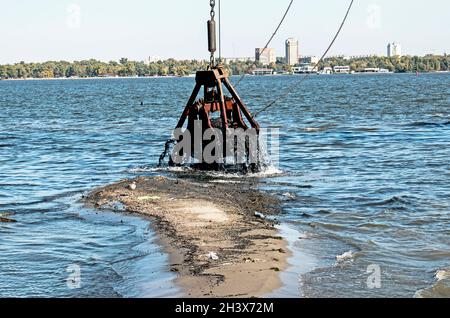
(210, 0, 216, 20)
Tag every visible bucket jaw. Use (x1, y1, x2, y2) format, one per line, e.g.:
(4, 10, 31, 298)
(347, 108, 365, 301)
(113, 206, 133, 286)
(170, 66, 261, 172)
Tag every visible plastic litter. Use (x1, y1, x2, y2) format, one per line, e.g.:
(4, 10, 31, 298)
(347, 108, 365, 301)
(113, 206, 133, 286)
(207, 252, 219, 260)
(254, 212, 266, 219)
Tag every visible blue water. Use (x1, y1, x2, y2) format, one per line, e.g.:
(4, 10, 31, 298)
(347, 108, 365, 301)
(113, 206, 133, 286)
(0, 73, 449, 297)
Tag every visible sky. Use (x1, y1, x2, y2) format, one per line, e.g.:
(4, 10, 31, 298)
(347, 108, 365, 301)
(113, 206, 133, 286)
(0, 0, 449, 64)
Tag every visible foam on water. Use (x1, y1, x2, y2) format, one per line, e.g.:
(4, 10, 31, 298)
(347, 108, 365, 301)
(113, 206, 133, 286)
(435, 268, 450, 281)
(127, 166, 191, 174)
(415, 268, 450, 298)
(335, 251, 355, 263)
(128, 164, 284, 179)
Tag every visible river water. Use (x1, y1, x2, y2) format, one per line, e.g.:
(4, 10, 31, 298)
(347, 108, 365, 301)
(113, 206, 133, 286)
(0, 73, 449, 298)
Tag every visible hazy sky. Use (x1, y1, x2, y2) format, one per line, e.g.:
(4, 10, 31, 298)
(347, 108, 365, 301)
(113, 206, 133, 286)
(1, 0, 449, 64)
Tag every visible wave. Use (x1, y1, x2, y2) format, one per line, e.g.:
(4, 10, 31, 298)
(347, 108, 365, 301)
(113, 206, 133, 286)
(363, 195, 412, 207)
(0, 212, 16, 218)
(301, 124, 337, 133)
(406, 121, 450, 128)
(308, 222, 347, 231)
(352, 127, 380, 132)
(356, 222, 390, 229)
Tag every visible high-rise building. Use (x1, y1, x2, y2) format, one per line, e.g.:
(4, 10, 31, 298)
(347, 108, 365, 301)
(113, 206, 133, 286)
(285, 38, 299, 66)
(387, 42, 402, 57)
(255, 48, 276, 65)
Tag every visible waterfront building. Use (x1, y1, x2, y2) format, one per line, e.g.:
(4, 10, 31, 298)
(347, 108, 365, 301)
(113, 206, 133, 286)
(362, 67, 380, 73)
(319, 67, 333, 75)
(334, 66, 351, 74)
(252, 68, 274, 76)
(293, 64, 317, 74)
(360, 68, 392, 74)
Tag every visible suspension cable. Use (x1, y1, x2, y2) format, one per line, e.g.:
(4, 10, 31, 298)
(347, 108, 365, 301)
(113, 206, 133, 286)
(218, 0, 222, 63)
(235, 0, 294, 87)
(254, 0, 355, 118)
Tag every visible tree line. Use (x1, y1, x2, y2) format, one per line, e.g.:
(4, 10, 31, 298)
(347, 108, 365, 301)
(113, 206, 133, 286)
(0, 58, 209, 79)
(0, 55, 448, 79)
(322, 55, 449, 73)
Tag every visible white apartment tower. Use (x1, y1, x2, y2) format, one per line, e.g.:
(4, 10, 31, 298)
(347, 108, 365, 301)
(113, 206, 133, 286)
(387, 42, 402, 57)
(286, 38, 299, 66)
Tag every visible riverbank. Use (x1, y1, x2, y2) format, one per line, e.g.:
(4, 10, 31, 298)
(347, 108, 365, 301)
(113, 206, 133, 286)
(1, 71, 449, 81)
(84, 176, 289, 298)
(0, 75, 179, 81)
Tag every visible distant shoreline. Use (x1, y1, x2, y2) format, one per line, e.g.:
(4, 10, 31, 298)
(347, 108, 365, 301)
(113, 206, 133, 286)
(0, 75, 181, 81)
(1, 71, 449, 82)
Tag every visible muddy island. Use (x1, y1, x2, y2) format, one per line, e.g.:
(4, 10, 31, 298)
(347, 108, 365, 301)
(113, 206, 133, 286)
(84, 175, 289, 298)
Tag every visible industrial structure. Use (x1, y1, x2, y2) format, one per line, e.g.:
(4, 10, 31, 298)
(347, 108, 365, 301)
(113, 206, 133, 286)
(165, 0, 261, 172)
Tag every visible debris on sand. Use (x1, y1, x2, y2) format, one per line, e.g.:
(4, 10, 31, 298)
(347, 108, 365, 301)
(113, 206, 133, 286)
(254, 212, 266, 219)
(128, 182, 137, 191)
(207, 252, 219, 260)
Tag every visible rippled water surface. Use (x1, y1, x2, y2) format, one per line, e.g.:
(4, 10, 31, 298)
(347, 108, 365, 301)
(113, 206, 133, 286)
(1, 74, 449, 297)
